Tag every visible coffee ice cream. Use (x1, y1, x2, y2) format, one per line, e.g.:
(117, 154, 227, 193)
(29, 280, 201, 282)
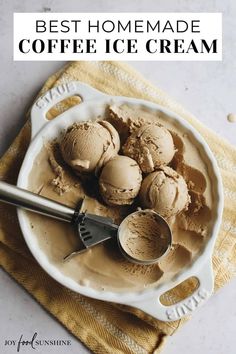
(140, 166, 190, 218)
(123, 123, 175, 173)
(119, 210, 171, 262)
(60, 120, 120, 174)
(99, 155, 142, 206)
(27, 103, 212, 292)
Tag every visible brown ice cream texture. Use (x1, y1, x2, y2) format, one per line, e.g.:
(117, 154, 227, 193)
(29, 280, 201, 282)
(27, 103, 213, 292)
(140, 166, 190, 218)
(99, 155, 142, 206)
(119, 210, 171, 262)
(123, 123, 175, 173)
(60, 120, 120, 174)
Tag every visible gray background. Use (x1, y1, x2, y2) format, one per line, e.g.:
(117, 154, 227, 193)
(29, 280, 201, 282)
(0, 1, 236, 353)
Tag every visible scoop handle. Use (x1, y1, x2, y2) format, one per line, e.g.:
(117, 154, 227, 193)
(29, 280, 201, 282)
(0, 181, 75, 223)
(125, 258, 214, 322)
(31, 81, 105, 138)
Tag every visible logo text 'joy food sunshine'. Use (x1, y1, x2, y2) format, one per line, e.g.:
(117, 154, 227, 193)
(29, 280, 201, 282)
(3, 332, 71, 352)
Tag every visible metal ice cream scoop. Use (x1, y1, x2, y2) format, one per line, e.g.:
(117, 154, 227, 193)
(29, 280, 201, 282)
(0, 181, 172, 264)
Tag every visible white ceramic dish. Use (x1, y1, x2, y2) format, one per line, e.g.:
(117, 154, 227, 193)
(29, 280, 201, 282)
(17, 81, 223, 322)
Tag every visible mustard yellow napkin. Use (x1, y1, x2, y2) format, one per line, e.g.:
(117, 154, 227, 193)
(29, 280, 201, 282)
(1, 61, 236, 354)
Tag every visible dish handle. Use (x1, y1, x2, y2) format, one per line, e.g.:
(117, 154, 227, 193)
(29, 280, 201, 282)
(127, 259, 214, 322)
(30, 81, 106, 139)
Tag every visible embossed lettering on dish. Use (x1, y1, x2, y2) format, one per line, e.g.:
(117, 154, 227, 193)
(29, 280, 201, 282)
(165, 288, 210, 320)
(35, 82, 76, 109)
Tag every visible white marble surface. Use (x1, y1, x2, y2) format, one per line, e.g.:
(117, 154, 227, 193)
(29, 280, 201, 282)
(0, 1, 236, 354)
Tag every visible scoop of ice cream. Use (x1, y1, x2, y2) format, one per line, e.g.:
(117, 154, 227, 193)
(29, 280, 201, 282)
(122, 123, 175, 173)
(60, 120, 120, 174)
(99, 155, 142, 206)
(119, 210, 171, 262)
(140, 166, 190, 218)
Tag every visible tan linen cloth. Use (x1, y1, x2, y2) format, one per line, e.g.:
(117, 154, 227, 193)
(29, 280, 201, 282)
(1, 61, 236, 354)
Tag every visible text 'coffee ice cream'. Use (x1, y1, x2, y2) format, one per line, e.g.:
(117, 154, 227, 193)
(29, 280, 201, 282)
(140, 166, 190, 218)
(123, 123, 175, 173)
(60, 120, 120, 174)
(99, 155, 142, 206)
